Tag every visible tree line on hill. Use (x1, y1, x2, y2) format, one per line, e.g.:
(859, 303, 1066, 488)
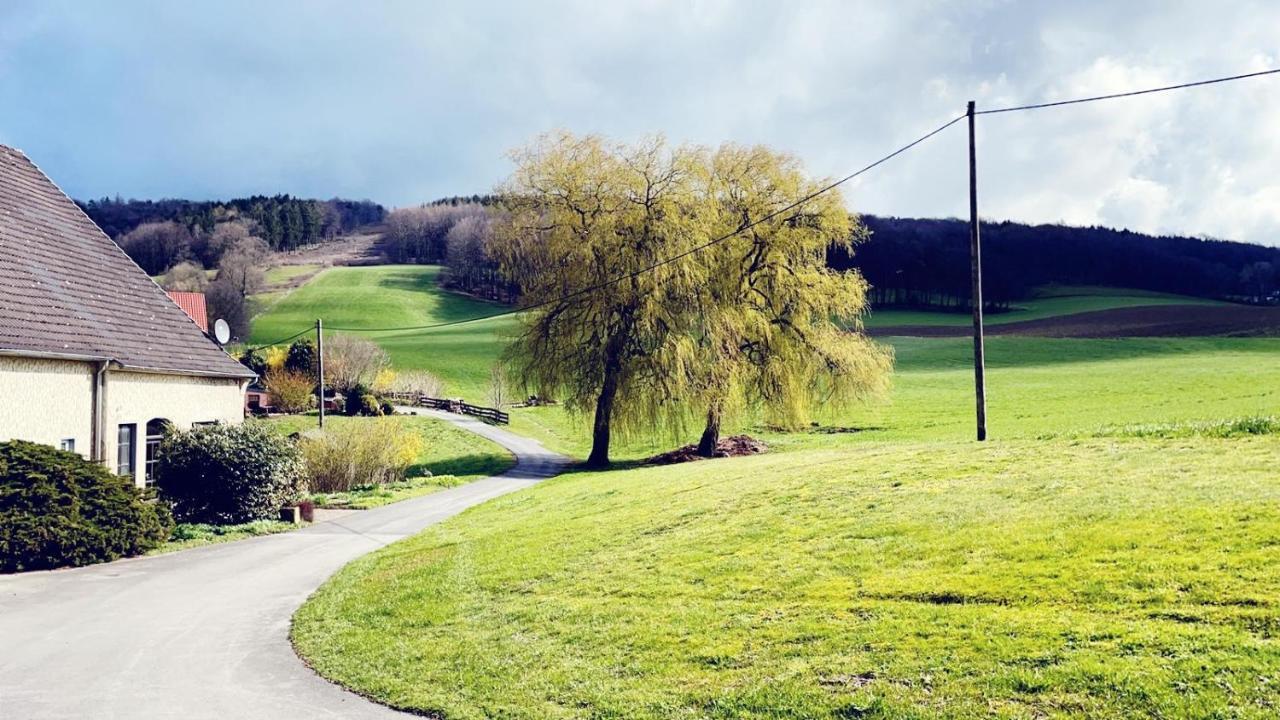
(79, 195, 385, 252)
(834, 216, 1280, 310)
(387, 203, 1280, 314)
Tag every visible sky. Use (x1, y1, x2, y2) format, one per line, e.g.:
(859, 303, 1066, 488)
(2, 1, 1278, 245)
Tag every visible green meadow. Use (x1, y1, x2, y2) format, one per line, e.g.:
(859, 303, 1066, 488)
(864, 285, 1227, 328)
(261, 265, 1280, 718)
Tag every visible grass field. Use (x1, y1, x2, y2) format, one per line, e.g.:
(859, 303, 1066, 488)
(864, 286, 1227, 328)
(253, 267, 1275, 456)
(293, 436, 1280, 719)
(251, 266, 516, 399)
(279, 265, 1280, 718)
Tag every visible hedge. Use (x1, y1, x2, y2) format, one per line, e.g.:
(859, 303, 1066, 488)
(0, 440, 172, 573)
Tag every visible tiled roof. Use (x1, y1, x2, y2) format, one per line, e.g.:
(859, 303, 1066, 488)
(166, 291, 209, 332)
(0, 145, 255, 378)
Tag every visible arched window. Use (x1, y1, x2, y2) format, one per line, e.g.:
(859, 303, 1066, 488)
(144, 419, 172, 486)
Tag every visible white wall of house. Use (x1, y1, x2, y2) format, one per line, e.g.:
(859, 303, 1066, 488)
(0, 355, 247, 487)
(0, 356, 94, 456)
(104, 370, 246, 487)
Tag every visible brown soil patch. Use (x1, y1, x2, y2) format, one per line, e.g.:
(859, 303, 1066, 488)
(647, 435, 767, 465)
(274, 229, 387, 267)
(869, 304, 1280, 339)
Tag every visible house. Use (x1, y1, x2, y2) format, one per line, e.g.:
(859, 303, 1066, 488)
(0, 144, 256, 487)
(166, 290, 209, 332)
(245, 381, 275, 415)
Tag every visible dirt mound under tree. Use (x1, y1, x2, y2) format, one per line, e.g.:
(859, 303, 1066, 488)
(646, 435, 767, 465)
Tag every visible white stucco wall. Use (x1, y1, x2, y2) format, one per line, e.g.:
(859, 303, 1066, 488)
(0, 356, 94, 456)
(104, 369, 246, 486)
(0, 355, 247, 487)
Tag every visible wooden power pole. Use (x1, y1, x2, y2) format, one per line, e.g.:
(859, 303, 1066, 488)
(316, 318, 325, 430)
(967, 101, 988, 441)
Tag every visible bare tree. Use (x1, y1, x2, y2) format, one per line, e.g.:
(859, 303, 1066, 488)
(159, 261, 209, 292)
(487, 364, 508, 409)
(205, 279, 250, 341)
(216, 236, 270, 296)
(118, 221, 193, 275)
(322, 334, 390, 393)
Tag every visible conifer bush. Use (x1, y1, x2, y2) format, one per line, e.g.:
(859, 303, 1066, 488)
(0, 440, 172, 573)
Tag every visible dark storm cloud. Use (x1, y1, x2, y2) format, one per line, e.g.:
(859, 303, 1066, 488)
(2, 0, 1277, 243)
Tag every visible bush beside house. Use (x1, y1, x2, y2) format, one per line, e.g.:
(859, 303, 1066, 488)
(0, 440, 172, 573)
(155, 422, 305, 524)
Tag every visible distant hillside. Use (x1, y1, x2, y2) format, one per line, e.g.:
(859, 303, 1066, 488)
(833, 216, 1280, 309)
(78, 195, 385, 251)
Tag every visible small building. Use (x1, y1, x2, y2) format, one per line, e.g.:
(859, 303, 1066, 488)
(245, 381, 275, 415)
(0, 144, 256, 487)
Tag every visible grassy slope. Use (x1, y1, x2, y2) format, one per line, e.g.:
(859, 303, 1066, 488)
(251, 266, 516, 399)
(511, 336, 1280, 460)
(293, 436, 1280, 719)
(863, 286, 1226, 328)
(252, 267, 1274, 458)
(282, 267, 1280, 717)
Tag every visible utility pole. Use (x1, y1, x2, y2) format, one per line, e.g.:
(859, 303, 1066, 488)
(967, 100, 988, 441)
(316, 318, 325, 430)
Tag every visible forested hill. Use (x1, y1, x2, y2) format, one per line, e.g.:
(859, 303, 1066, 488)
(833, 215, 1280, 308)
(77, 195, 385, 251)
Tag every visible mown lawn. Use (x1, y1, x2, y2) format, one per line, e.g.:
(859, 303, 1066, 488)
(279, 266, 1280, 717)
(863, 286, 1227, 328)
(250, 265, 516, 399)
(509, 336, 1280, 459)
(292, 435, 1280, 719)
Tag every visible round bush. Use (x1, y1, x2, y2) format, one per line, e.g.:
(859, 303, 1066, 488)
(0, 440, 173, 573)
(155, 422, 305, 524)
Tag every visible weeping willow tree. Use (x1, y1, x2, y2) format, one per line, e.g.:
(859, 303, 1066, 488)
(679, 144, 893, 456)
(490, 132, 712, 467)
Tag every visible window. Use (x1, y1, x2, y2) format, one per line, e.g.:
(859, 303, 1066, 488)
(59, 438, 75, 453)
(192, 421, 219, 428)
(116, 424, 136, 478)
(144, 419, 171, 486)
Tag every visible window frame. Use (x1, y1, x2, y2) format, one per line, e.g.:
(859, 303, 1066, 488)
(116, 423, 137, 478)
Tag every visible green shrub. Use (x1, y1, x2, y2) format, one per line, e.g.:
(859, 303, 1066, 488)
(301, 418, 424, 493)
(286, 338, 317, 375)
(344, 383, 384, 416)
(155, 422, 305, 524)
(239, 349, 267, 376)
(0, 440, 172, 573)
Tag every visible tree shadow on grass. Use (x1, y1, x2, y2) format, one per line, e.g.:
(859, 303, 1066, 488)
(375, 270, 511, 324)
(409, 452, 514, 479)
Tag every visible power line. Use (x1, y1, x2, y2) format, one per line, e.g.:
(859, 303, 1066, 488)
(242, 326, 312, 353)
(977, 67, 1280, 115)
(324, 113, 967, 335)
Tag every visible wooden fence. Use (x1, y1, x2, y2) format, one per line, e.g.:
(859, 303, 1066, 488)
(385, 392, 510, 425)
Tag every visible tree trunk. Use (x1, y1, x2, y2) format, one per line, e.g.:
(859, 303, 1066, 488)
(696, 403, 722, 458)
(586, 371, 618, 468)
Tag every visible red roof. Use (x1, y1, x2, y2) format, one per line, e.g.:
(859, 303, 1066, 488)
(166, 291, 208, 332)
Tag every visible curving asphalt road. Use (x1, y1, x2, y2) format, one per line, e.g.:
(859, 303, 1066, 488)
(0, 410, 567, 719)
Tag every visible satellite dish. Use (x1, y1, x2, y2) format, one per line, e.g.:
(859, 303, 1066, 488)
(213, 318, 231, 345)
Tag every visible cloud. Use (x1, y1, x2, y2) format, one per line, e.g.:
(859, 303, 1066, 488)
(1, 0, 1278, 245)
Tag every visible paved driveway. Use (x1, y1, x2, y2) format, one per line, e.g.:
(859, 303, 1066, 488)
(0, 410, 567, 719)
